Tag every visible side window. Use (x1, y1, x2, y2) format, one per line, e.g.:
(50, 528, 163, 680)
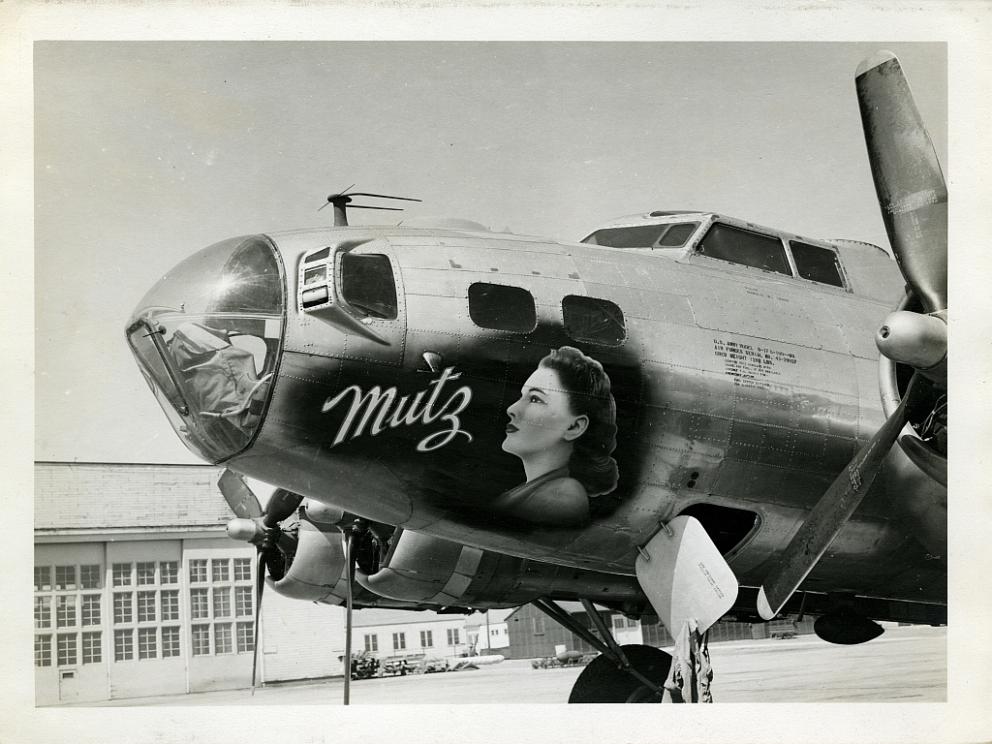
(562, 295, 626, 347)
(340, 253, 398, 319)
(581, 222, 698, 249)
(696, 223, 791, 276)
(468, 283, 537, 333)
(789, 241, 845, 288)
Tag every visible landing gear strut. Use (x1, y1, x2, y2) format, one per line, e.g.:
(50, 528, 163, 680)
(532, 598, 676, 704)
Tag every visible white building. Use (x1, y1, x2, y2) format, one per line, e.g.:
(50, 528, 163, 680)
(34, 462, 347, 705)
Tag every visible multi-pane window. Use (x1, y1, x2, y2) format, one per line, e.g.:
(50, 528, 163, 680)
(137, 591, 157, 623)
(57, 633, 77, 666)
(55, 565, 77, 591)
(186, 552, 254, 657)
(138, 627, 157, 659)
(113, 592, 133, 624)
(214, 624, 233, 655)
(364, 634, 378, 652)
(420, 630, 433, 648)
(56, 596, 77, 628)
(211, 559, 230, 583)
(189, 559, 208, 583)
(532, 617, 545, 635)
(35, 566, 52, 591)
(161, 590, 180, 622)
(114, 629, 134, 661)
(81, 594, 101, 626)
(235, 587, 253, 617)
(446, 628, 460, 645)
(34, 596, 51, 629)
(233, 558, 252, 582)
(212, 588, 231, 618)
(162, 627, 181, 658)
(80, 565, 101, 590)
(160, 561, 179, 585)
(81, 631, 101, 664)
(191, 625, 210, 656)
(35, 634, 52, 667)
(137, 562, 157, 586)
(236, 622, 254, 653)
(190, 589, 209, 619)
(392, 632, 406, 651)
(112, 563, 132, 587)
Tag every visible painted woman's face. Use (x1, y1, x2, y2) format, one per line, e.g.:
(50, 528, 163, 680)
(502, 366, 586, 459)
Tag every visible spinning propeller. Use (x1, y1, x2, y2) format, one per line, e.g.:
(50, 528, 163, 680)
(757, 51, 948, 621)
(218, 470, 302, 694)
(318, 185, 422, 226)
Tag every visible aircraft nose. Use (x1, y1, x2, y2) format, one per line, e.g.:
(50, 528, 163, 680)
(125, 234, 287, 463)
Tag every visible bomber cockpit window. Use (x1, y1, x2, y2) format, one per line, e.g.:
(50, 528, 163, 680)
(340, 254, 398, 319)
(789, 241, 845, 288)
(582, 222, 699, 249)
(696, 223, 791, 276)
(563, 295, 626, 347)
(468, 283, 537, 333)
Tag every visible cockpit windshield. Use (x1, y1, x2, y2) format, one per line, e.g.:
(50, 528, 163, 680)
(126, 235, 285, 463)
(582, 222, 699, 250)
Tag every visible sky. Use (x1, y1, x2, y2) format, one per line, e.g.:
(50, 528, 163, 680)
(32, 41, 950, 464)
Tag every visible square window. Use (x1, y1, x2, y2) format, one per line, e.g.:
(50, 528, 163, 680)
(162, 626, 181, 658)
(113, 592, 133, 625)
(233, 558, 252, 582)
(35, 635, 52, 667)
(56, 595, 77, 628)
(138, 627, 157, 659)
(468, 283, 537, 333)
(55, 565, 77, 591)
(214, 623, 233, 655)
(191, 625, 211, 656)
(136, 562, 156, 586)
(112, 563, 132, 587)
(161, 590, 180, 621)
(790, 240, 845, 288)
(81, 594, 101, 626)
(236, 622, 254, 653)
(212, 587, 231, 618)
(446, 628, 460, 645)
(190, 588, 209, 619)
(57, 633, 77, 666)
(160, 561, 179, 585)
(612, 615, 625, 631)
(562, 295, 627, 347)
(189, 559, 207, 583)
(82, 631, 102, 664)
(137, 591, 157, 623)
(235, 587, 253, 617)
(80, 565, 101, 590)
(34, 566, 52, 591)
(211, 559, 230, 583)
(114, 629, 134, 661)
(34, 596, 51, 629)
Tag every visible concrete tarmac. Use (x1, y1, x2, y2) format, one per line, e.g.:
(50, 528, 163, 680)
(75, 625, 945, 706)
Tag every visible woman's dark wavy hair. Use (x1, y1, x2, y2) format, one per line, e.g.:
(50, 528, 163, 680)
(539, 346, 619, 498)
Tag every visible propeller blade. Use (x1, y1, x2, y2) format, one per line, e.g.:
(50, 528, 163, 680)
(757, 375, 925, 620)
(347, 204, 404, 212)
(342, 526, 355, 705)
(346, 192, 422, 203)
(856, 51, 947, 314)
(250, 550, 266, 695)
(218, 470, 263, 519)
(263, 489, 303, 528)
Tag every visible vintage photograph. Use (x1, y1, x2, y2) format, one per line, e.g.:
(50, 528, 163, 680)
(7, 5, 990, 742)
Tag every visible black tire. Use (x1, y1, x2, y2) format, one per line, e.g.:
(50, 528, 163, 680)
(568, 645, 673, 703)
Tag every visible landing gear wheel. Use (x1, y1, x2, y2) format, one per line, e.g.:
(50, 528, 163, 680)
(568, 644, 674, 703)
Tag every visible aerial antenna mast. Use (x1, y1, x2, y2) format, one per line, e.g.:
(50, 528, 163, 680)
(318, 185, 422, 226)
